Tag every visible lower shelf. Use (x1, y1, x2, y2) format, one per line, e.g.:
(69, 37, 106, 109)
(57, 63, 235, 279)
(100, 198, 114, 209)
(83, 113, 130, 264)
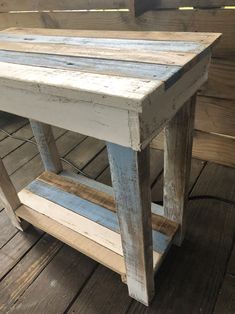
(16, 171, 178, 280)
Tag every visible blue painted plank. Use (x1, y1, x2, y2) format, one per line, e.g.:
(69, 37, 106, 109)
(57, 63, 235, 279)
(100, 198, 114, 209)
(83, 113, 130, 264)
(25, 178, 169, 253)
(61, 170, 165, 216)
(27, 179, 120, 233)
(0, 34, 203, 53)
(0, 50, 181, 86)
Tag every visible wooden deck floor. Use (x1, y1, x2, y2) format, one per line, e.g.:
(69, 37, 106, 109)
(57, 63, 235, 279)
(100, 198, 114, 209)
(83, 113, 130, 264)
(0, 113, 234, 314)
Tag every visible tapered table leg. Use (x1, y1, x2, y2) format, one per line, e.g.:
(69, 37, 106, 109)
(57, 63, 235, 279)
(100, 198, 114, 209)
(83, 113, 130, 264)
(30, 120, 62, 173)
(0, 158, 26, 230)
(107, 143, 154, 305)
(164, 95, 196, 245)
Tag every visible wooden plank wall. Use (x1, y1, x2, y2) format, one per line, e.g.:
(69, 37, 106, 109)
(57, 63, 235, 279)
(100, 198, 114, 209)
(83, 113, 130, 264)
(0, 0, 234, 167)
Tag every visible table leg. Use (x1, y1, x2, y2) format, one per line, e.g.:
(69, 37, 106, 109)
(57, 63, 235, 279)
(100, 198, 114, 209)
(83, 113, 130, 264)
(30, 120, 62, 174)
(0, 158, 26, 230)
(107, 143, 154, 305)
(164, 95, 196, 246)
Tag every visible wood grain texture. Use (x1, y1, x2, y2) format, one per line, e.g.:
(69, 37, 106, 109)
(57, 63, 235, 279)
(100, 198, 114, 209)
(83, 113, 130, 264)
(30, 120, 62, 173)
(227, 245, 235, 275)
(214, 275, 235, 314)
(0, 226, 43, 279)
(164, 96, 196, 245)
(16, 205, 126, 276)
(0, 33, 204, 52)
(0, 158, 24, 230)
(195, 96, 235, 137)
(131, 0, 234, 16)
(18, 173, 177, 256)
(0, 0, 129, 12)
(4, 27, 221, 46)
(39, 171, 165, 222)
(151, 130, 235, 167)
(0, 234, 62, 313)
(0, 50, 181, 83)
(67, 265, 131, 314)
(0, 0, 232, 13)
(6, 245, 97, 314)
(107, 143, 154, 305)
(200, 58, 235, 100)
(0, 80, 134, 148)
(140, 55, 209, 149)
(0, 210, 18, 248)
(0, 10, 230, 57)
(0, 41, 202, 66)
(0, 54, 211, 151)
(0, 61, 159, 108)
(0, 112, 27, 141)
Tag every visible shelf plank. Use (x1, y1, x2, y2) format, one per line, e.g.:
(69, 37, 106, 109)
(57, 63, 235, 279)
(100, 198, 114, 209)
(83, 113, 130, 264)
(16, 171, 178, 278)
(16, 205, 126, 277)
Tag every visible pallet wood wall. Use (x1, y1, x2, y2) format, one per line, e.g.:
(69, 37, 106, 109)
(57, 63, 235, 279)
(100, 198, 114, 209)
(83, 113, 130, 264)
(0, 0, 234, 167)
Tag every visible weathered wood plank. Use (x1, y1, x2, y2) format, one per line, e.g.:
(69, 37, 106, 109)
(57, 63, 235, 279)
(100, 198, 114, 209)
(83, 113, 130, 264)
(61, 170, 164, 216)
(0, 50, 181, 84)
(0, 79, 134, 149)
(200, 58, 235, 101)
(39, 171, 164, 217)
(18, 176, 176, 255)
(214, 243, 235, 314)
(141, 55, 209, 149)
(0, 226, 43, 279)
(4, 27, 220, 46)
(227, 245, 235, 275)
(195, 96, 235, 137)
(164, 96, 196, 245)
(0, 34, 204, 52)
(130, 0, 233, 16)
(0, 112, 27, 142)
(0, 0, 129, 12)
(0, 61, 159, 109)
(0, 123, 33, 158)
(0, 210, 18, 248)
(3, 126, 67, 176)
(6, 246, 96, 313)
(151, 130, 235, 168)
(6, 244, 97, 314)
(67, 265, 131, 314)
(0, 41, 200, 66)
(30, 120, 62, 173)
(16, 204, 126, 276)
(0, 158, 25, 230)
(152, 158, 205, 204)
(107, 143, 154, 305)
(0, 0, 232, 13)
(0, 10, 229, 58)
(0, 234, 62, 313)
(214, 275, 235, 314)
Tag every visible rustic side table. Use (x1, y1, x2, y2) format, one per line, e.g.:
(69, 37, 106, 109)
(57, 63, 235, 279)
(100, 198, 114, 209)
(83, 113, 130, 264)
(0, 28, 220, 305)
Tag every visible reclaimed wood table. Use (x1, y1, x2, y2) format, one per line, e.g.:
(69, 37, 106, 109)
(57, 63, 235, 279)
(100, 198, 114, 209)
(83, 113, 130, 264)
(0, 28, 220, 305)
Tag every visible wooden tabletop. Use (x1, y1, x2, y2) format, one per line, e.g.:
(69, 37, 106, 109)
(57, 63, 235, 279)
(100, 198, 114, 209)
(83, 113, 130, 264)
(0, 28, 220, 110)
(0, 28, 220, 149)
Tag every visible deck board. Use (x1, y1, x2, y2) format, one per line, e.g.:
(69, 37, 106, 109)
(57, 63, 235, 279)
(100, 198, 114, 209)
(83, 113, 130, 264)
(0, 114, 234, 313)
